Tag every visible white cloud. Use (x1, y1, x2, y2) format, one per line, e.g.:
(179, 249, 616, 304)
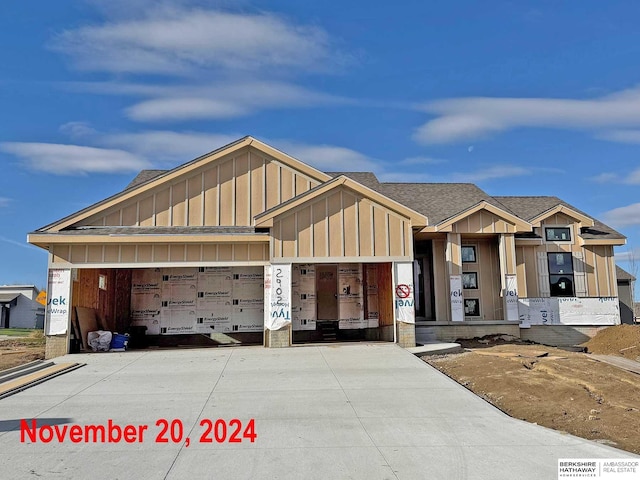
(414, 86, 640, 144)
(59, 121, 97, 139)
(119, 81, 345, 122)
(273, 141, 379, 172)
(51, 8, 338, 75)
(601, 203, 640, 228)
(591, 169, 640, 185)
(101, 131, 239, 163)
(0, 198, 10, 208)
(0, 143, 150, 175)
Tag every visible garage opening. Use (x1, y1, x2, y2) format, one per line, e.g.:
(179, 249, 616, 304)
(70, 266, 265, 352)
(292, 262, 394, 344)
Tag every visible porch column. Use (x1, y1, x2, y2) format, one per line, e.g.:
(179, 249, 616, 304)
(499, 234, 519, 321)
(264, 264, 292, 347)
(446, 233, 464, 322)
(393, 261, 416, 348)
(44, 267, 72, 359)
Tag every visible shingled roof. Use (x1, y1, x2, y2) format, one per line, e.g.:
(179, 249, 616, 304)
(125, 170, 168, 190)
(616, 265, 636, 282)
(495, 196, 625, 240)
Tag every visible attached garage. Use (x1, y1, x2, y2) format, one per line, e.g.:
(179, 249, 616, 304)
(31, 137, 426, 358)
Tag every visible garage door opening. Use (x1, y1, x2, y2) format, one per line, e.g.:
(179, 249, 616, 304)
(292, 262, 394, 344)
(70, 266, 265, 352)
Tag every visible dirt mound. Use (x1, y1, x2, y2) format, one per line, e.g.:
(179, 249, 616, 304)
(456, 334, 535, 349)
(583, 324, 640, 360)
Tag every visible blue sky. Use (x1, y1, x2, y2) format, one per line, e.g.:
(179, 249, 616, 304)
(2, 0, 640, 289)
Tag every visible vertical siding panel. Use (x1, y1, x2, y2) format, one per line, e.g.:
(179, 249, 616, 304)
(172, 181, 187, 226)
(388, 215, 403, 257)
(155, 189, 170, 226)
(188, 175, 202, 226)
(295, 175, 308, 196)
(265, 161, 280, 210)
(516, 246, 527, 297)
(281, 214, 297, 258)
(358, 199, 373, 257)
(203, 167, 219, 225)
(122, 204, 137, 226)
(281, 168, 294, 203)
(343, 193, 358, 257)
(313, 199, 328, 257)
(328, 192, 342, 257)
(219, 159, 234, 225)
(297, 206, 312, 257)
(234, 153, 250, 226)
(373, 206, 387, 256)
(250, 154, 265, 219)
(138, 196, 154, 226)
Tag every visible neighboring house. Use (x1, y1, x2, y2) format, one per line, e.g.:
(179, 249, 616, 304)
(616, 266, 636, 324)
(26, 137, 626, 358)
(0, 285, 45, 329)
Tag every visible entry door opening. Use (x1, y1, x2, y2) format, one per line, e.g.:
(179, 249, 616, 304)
(316, 265, 338, 320)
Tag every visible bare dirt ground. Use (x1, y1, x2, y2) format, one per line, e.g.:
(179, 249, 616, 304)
(0, 330, 45, 372)
(425, 325, 640, 455)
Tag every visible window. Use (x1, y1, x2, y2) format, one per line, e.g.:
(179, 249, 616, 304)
(464, 299, 480, 316)
(545, 227, 571, 242)
(548, 253, 574, 296)
(462, 272, 478, 289)
(462, 246, 476, 263)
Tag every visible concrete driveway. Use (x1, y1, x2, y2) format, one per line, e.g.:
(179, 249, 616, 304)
(0, 343, 636, 479)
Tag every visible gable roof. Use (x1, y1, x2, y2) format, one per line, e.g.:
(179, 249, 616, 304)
(616, 265, 636, 282)
(495, 196, 625, 241)
(34, 136, 332, 233)
(255, 175, 428, 227)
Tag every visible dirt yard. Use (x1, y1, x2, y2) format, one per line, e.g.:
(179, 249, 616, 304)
(425, 325, 640, 455)
(0, 330, 45, 372)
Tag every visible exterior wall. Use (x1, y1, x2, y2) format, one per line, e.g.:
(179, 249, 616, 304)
(45, 335, 68, 359)
(461, 238, 502, 320)
(50, 242, 270, 266)
(617, 280, 635, 324)
(416, 322, 521, 343)
(397, 321, 415, 347)
(0, 287, 44, 329)
(450, 210, 517, 234)
(78, 146, 321, 228)
(271, 186, 413, 262)
(432, 238, 449, 320)
(520, 325, 610, 346)
(265, 326, 291, 348)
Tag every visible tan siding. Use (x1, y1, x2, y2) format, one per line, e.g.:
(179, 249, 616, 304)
(312, 200, 328, 257)
(218, 160, 234, 225)
(358, 199, 373, 257)
(584, 247, 598, 296)
(153, 245, 169, 262)
(515, 247, 527, 297)
(281, 214, 297, 258)
(234, 244, 249, 261)
(155, 189, 170, 226)
(343, 193, 358, 257)
(202, 244, 217, 261)
(137, 245, 152, 262)
(297, 206, 312, 257)
(120, 245, 136, 263)
(388, 215, 403, 257)
(169, 244, 185, 262)
(203, 166, 219, 226)
(87, 245, 103, 263)
(281, 168, 294, 204)
(594, 246, 610, 296)
(218, 244, 233, 261)
(235, 153, 250, 226)
(104, 245, 119, 263)
(524, 246, 539, 297)
(373, 206, 388, 256)
(249, 244, 264, 261)
(106, 211, 120, 226)
(139, 196, 154, 226)
(122, 204, 137, 226)
(328, 193, 342, 256)
(433, 239, 449, 320)
(295, 175, 308, 196)
(250, 155, 265, 219)
(171, 181, 187, 226)
(265, 161, 280, 209)
(187, 175, 203, 226)
(186, 244, 201, 262)
(71, 245, 86, 264)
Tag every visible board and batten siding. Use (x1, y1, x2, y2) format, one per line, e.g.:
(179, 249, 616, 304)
(50, 243, 270, 266)
(270, 187, 413, 262)
(450, 210, 517, 234)
(78, 147, 321, 228)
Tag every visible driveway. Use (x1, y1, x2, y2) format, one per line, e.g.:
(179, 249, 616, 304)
(0, 344, 636, 479)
